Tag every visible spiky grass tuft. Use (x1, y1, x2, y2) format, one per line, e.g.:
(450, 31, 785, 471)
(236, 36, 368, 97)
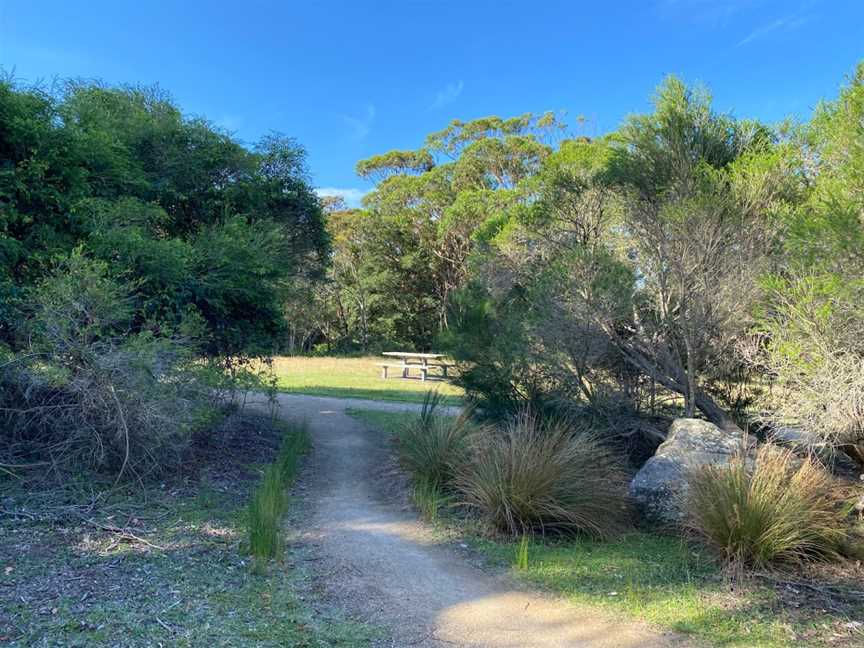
(397, 391, 478, 489)
(454, 410, 631, 538)
(515, 534, 531, 571)
(686, 443, 846, 568)
(247, 422, 310, 563)
(411, 475, 451, 522)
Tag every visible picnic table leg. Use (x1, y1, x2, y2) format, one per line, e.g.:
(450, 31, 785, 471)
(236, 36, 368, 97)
(402, 360, 408, 379)
(381, 366, 388, 379)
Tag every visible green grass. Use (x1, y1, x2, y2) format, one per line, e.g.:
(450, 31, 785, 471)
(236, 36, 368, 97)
(515, 534, 531, 571)
(348, 407, 410, 433)
(1, 492, 375, 647)
(472, 533, 797, 647)
(270, 355, 463, 405)
(348, 408, 864, 648)
(411, 475, 451, 522)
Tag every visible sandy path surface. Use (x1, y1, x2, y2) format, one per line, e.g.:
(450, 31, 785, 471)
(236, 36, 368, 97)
(255, 393, 689, 648)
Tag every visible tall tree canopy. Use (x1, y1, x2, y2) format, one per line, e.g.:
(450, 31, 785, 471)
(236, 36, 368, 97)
(0, 79, 327, 355)
(319, 112, 565, 350)
(444, 78, 792, 438)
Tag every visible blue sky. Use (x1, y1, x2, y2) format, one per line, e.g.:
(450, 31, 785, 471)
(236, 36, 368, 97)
(1, 1, 862, 206)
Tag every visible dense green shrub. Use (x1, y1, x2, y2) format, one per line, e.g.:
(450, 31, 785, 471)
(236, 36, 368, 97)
(686, 444, 846, 567)
(455, 411, 631, 537)
(442, 281, 553, 418)
(0, 79, 327, 357)
(0, 77, 326, 481)
(755, 66, 864, 466)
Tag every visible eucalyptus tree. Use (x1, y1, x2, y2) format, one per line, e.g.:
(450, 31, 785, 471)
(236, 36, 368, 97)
(353, 113, 565, 345)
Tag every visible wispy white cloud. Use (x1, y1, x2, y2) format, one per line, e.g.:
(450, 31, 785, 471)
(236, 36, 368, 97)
(736, 12, 811, 46)
(430, 80, 464, 110)
(341, 104, 376, 140)
(315, 187, 369, 209)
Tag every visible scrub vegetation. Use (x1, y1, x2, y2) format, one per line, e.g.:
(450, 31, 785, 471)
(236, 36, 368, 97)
(351, 407, 864, 648)
(3, 54, 864, 648)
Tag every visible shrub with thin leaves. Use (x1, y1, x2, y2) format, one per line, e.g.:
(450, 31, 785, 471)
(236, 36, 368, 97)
(396, 391, 477, 488)
(455, 411, 630, 537)
(0, 253, 212, 482)
(686, 443, 846, 567)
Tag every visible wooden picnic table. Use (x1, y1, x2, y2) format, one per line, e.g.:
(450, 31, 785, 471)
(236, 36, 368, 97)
(378, 352, 453, 381)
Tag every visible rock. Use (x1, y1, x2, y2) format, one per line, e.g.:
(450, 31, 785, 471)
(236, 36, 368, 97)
(770, 426, 823, 448)
(769, 427, 862, 473)
(629, 418, 751, 526)
(854, 493, 864, 517)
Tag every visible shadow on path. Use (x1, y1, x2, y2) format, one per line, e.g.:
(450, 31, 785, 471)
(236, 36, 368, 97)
(250, 393, 689, 648)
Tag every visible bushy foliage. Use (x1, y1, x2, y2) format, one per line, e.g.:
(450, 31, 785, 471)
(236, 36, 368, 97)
(454, 411, 631, 537)
(0, 254, 211, 480)
(686, 444, 846, 567)
(447, 83, 789, 437)
(0, 76, 326, 480)
(441, 281, 550, 417)
(0, 78, 327, 357)
(756, 65, 864, 465)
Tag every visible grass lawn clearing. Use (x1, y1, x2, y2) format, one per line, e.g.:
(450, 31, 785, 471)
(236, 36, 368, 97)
(348, 408, 864, 648)
(270, 355, 463, 405)
(0, 415, 376, 648)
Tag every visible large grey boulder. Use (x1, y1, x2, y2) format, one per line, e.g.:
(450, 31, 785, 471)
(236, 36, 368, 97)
(629, 418, 751, 526)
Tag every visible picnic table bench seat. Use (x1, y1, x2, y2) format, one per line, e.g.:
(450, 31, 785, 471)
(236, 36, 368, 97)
(376, 355, 455, 380)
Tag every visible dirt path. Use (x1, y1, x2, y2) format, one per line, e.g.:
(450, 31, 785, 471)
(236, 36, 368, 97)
(258, 393, 688, 648)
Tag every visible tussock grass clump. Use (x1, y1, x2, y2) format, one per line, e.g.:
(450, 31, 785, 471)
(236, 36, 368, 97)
(455, 411, 631, 537)
(411, 475, 451, 522)
(515, 534, 531, 571)
(248, 464, 289, 560)
(686, 443, 846, 568)
(247, 422, 310, 561)
(274, 421, 310, 482)
(397, 391, 477, 488)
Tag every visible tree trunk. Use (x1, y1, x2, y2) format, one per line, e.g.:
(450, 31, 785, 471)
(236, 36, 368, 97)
(694, 391, 743, 434)
(618, 342, 745, 435)
(683, 333, 697, 417)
